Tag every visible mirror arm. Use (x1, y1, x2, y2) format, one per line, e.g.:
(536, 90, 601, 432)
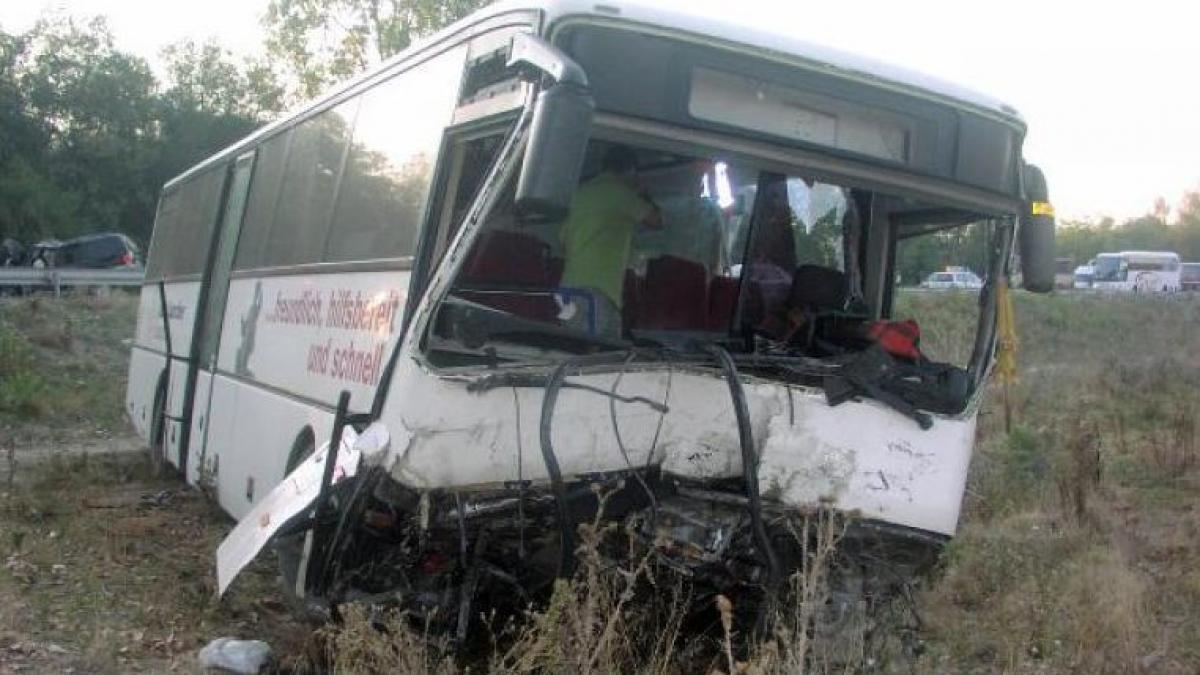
(507, 33, 589, 88)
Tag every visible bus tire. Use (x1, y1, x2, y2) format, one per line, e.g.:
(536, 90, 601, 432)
(276, 428, 316, 602)
(148, 373, 169, 477)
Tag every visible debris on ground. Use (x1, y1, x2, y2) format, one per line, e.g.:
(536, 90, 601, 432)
(197, 637, 272, 674)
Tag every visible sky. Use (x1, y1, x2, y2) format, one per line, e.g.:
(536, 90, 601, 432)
(2, 0, 1198, 222)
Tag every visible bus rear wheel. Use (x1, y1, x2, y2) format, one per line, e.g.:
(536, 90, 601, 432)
(148, 374, 169, 476)
(275, 428, 317, 606)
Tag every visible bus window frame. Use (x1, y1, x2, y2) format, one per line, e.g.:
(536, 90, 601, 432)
(148, 14, 538, 286)
(414, 111, 1019, 380)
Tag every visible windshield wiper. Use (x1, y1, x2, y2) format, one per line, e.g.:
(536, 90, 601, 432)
(438, 293, 630, 355)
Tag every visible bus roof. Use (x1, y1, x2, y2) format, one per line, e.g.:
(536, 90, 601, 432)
(525, 0, 1023, 121)
(1101, 251, 1182, 259)
(165, 0, 1024, 192)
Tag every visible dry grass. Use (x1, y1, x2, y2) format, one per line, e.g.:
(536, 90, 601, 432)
(315, 604, 457, 674)
(911, 292, 1200, 673)
(0, 292, 137, 438)
(6, 291, 1200, 673)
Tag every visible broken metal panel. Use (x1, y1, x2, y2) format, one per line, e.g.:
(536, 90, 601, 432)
(216, 426, 362, 596)
(757, 393, 977, 535)
(376, 354, 980, 536)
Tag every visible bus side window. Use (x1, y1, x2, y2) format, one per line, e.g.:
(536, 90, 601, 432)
(234, 131, 291, 271)
(325, 46, 467, 263)
(265, 100, 358, 267)
(145, 168, 225, 280)
(444, 135, 506, 245)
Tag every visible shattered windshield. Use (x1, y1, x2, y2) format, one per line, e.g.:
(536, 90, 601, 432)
(427, 134, 1001, 407)
(429, 139, 864, 362)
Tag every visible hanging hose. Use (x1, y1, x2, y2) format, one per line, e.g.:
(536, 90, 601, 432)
(705, 344, 783, 597)
(539, 358, 576, 578)
(609, 351, 661, 523)
(539, 352, 634, 578)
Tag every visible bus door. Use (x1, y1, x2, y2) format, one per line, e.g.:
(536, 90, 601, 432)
(182, 151, 256, 485)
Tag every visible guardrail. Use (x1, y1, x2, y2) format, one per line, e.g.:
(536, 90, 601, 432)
(0, 267, 144, 297)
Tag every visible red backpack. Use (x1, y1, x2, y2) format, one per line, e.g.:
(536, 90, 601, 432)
(866, 319, 922, 361)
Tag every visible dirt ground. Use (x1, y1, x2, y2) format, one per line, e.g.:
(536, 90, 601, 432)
(0, 444, 313, 674)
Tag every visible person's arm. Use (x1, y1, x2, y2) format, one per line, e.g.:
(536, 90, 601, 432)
(635, 191, 664, 230)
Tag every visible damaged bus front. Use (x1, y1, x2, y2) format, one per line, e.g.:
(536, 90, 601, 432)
(212, 2, 1056, 627)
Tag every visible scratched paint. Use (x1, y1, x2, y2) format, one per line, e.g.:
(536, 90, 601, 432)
(377, 355, 980, 537)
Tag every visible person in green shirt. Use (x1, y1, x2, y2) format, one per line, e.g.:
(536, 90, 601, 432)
(559, 145, 662, 338)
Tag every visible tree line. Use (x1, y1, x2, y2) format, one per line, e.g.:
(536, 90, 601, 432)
(0, 17, 281, 245)
(891, 191, 1200, 285)
(1, 1, 1196, 271)
(1056, 192, 1200, 266)
(0, 0, 487, 247)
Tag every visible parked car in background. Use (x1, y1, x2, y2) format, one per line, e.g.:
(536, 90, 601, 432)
(1073, 263, 1095, 289)
(1, 239, 25, 266)
(26, 239, 63, 268)
(1, 239, 27, 295)
(7, 234, 141, 295)
(1182, 263, 1200, 291)
(920, 267, 984, 290)
(57, 233, 141, 268)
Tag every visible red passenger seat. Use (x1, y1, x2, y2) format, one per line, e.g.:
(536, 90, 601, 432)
(707, 276, 741, 332)
(636, 256, 709, 330)
(457, 230, 561, 322)
(459, 230, 556, 287)
(622, 269, 644, 330)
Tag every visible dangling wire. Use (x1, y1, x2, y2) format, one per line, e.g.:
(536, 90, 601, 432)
(646, 350, 674, 467)
(609, 352, 659, 520)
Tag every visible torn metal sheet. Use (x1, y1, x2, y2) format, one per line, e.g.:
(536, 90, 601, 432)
(216, 427, 362, 596)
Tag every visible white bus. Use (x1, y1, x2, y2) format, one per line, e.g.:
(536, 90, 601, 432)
(126, 0, 1056, 620)
(1092, 251, 1181, 293)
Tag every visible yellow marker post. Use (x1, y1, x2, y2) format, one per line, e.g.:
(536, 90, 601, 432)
(1030, 201, 1055, 217)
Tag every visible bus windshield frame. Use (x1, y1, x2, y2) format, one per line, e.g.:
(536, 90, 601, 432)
(420, 109, 1018, 404)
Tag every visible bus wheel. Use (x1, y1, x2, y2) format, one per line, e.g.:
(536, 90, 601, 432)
(148, 374, 169, 476)
(276, 428, 317, 606)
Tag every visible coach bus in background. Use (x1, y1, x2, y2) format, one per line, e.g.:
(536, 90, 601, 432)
(1181, 262, 1200, 292)
(125, 0, 1057, 627)
(1091, 251, 1181, 293)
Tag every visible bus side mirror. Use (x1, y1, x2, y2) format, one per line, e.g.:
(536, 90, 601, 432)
(1018, 163, 1056, 293)
(513, 82, 594, 223)
(507, 34, 594, 223)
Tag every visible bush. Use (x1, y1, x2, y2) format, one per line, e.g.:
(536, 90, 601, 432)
(0, 326, 33, 378)
(0, 371, 51, 417)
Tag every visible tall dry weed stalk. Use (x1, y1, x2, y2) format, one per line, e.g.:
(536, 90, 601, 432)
(314, 496, 859, 674)
(1149, 404, 1197, 474)
(488, 484, 659, 675)
(1056, 421, 1101, 524)
(316, 604, 456, 674)
(712, 509, 852, 675)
